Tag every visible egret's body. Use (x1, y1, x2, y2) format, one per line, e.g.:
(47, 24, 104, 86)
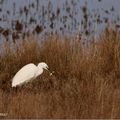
(12, 62, 50, 87)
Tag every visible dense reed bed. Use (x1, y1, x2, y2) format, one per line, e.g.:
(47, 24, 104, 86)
(0, 28, 120, 119)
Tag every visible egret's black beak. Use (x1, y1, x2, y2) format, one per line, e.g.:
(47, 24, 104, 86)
(45, 67, 51, 73)
(45, 67, 54, 76)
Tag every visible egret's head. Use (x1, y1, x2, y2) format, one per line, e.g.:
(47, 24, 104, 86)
(38, 62, 49, 70)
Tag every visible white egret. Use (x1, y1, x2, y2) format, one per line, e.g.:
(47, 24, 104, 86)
(12, 62, 52, 87)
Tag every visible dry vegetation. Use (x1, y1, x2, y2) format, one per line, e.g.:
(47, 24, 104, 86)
(0, 28, 120, 119)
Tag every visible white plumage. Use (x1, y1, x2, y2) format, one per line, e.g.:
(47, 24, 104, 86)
(12, 62, 49, 87)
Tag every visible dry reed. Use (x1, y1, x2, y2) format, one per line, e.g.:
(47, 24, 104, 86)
(0, 28, 120, 119)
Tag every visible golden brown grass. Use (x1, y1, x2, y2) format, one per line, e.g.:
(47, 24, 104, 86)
(0, 28, 120, 119)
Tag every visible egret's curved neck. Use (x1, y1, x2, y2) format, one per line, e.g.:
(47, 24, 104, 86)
(35, 67, 43, 78)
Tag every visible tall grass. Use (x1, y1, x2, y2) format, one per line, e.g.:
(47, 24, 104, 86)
(0, 28, 120, 118)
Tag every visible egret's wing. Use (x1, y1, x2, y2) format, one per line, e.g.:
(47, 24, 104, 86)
(12, 64, 37, 87)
